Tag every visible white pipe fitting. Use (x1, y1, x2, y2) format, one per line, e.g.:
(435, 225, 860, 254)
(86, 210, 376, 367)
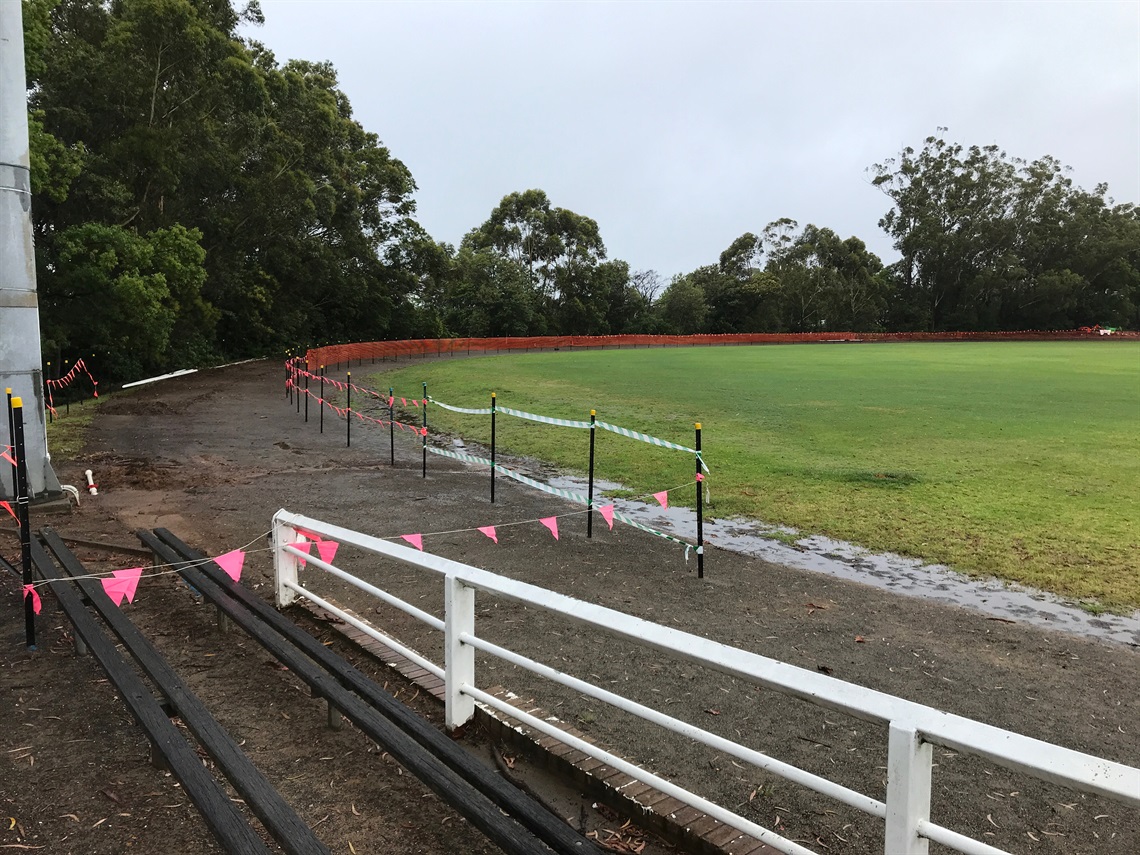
(85, 469, 98, 495)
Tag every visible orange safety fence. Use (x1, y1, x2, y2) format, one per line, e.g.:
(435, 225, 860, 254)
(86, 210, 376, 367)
(304, 329, 1136, 370)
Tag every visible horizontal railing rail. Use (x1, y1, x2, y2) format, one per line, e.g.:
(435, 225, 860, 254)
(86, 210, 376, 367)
(272, 509, 1140, 855)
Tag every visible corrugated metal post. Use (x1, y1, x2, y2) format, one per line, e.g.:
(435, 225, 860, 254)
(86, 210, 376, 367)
(0, 2, 60, 501)
(696, 423, 704, 579)
(587, 410, 596, 537)
(12, 398, 34, 648)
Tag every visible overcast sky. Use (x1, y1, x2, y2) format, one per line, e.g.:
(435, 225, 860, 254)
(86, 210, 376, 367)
(250, 0, 1140, 279)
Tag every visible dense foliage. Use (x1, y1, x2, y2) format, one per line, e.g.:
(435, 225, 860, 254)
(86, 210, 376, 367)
(23, 4, 1139, 381)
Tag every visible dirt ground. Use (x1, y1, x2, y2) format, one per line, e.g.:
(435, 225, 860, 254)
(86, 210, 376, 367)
(2, 358, 1137, 855)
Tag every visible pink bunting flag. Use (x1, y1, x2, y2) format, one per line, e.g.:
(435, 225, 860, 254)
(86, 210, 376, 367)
(478, 525, 498, 544)
(316, 539, 339, 564)
(420, 427, 428, 436)
(101, 567, 143, 606)
(695, 473, 705, 482)
(23, 584, 41, 615)
(1, 449, 15, 466)
(654, 491, 669, 509)
(540, 517, 559, 540)
(401, 397, 407, 406)
(401, 533, 424, 551)
(215, 549, 245, 583)
(293, 539, 313, 566)
(1, 500, 17, 522)
(388, 396, 394, 407)
(599, 504, 615, 530)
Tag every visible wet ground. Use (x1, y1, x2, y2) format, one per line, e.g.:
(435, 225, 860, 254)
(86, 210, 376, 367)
(548, 474, 1140, 649)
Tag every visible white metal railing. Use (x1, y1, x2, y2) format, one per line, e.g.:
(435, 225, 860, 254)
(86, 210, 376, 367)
(271, 509, 1140, 855)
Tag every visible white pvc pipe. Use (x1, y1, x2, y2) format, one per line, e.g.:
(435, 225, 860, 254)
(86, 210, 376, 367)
(84, 469, 97, 495)
(283, 580, 444, 681)
(460, 630, 886, 818)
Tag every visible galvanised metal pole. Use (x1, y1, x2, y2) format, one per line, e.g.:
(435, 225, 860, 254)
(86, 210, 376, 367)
(319, 366, 325, 434)
(421, 382, 427, 478)
(0, 3, 59, 501)
(587, 410, 596, 538)
(304, 367, 309, 423)
(5, 387, 13, 498)
(490, 393, 496, 503)
(696, 423, 704, 579)
(12, 397, 34, 648)
(346, 372, 352, 448)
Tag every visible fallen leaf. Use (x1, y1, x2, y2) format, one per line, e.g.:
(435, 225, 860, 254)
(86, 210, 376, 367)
(351, 803, 360, 817)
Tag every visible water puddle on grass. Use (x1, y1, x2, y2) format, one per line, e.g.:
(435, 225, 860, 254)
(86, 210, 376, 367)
(547, 475, 1140, 648)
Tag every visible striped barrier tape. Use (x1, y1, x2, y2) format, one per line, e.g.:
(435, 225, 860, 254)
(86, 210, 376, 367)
(427, 397, 494, 416)
(492, 465, 590, 504)
(497, 407, 593, 429)
(611, 510, 693, 548)
(426, 446, 494, 467)
(595, 420, 710, 472)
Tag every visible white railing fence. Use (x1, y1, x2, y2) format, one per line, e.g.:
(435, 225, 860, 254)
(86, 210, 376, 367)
(271, 509, 1140, 855)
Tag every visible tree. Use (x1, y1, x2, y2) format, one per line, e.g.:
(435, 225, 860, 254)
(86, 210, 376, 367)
(869, 132, 1138, 330)
(656, 275, 708, 334)
(26, 0, 423, 378)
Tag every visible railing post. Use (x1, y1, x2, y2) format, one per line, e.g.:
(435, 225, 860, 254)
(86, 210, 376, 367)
(884, 723, 932, 855)
(272, 512, 304, 608)
(444, 574, 476, 730)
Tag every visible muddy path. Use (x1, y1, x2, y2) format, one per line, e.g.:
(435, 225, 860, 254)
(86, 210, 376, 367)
(3, 358, 1137, 855)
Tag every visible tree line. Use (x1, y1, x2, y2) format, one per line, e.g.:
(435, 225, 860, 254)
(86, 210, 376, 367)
(24, 1, 1140, 382)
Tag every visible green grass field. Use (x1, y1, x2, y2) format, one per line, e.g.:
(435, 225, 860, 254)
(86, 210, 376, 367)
(372, 342, 1140, 612)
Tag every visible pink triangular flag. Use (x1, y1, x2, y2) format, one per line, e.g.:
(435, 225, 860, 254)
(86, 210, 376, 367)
(316, 540, 339, 564)
(401, 397, 407, 406)
(653, 491, 669, 510)
(294, 540, 312, 566)
(100, 575, 125, 605)
(215, 549, 245, 583)
(540, 517, 559, 540)
(101, 567, 143, 606)
(599, 504, 615, 530)
(401, 533, 423, 551)
(1, 500, 16, 522)
(23, 584, 41, 615)
(300, 530, 323, 542)
(478, 526, 498, 544)
(1, 450, 15, 466)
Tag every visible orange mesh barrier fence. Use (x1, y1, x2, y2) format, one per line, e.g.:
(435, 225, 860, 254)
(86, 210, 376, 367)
(304, 330, 1135, 370)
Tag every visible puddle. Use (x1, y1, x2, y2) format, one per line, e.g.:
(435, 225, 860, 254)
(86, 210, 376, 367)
(547, 475, 1140, 648)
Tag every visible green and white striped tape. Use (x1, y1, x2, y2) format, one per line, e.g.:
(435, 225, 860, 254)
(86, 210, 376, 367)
(427, 398, 494, 416)
(595, 420, 710, 472)
(492, 466, 589, 504)
(426, 446, 494, 467)
(426, 446, 694, 550)
(497, 407, 593, 429)
(611, 510, 692, 547)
